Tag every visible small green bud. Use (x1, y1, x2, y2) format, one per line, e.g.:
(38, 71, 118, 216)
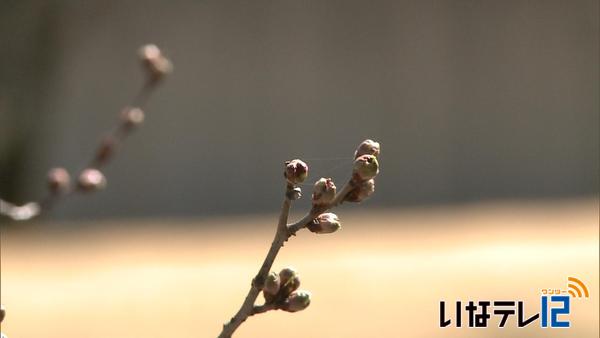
(263, 272, 280, 296)
(354, 139, 380, 158)
(345, 179, 375, 203)
(283, 290, 312, 312)
(307, 212, 341, 234)
(77, 168, 107, 192)
(284, 159, 308, 185)
(311, 178, 336, 206)
(353, 155, 379, 181)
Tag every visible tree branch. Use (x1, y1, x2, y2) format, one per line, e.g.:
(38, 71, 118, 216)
(217, 180, 355, 338)
(0, 44, 171, 222)
(217, 184, 294, 338)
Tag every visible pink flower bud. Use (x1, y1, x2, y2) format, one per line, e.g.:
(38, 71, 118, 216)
(354, 139, 380, 158)
(311, 178, 336, 206)
(353, 154, 379, 181)
(47, 167, 70, 194)
(139, 44, 173, 81)
(121, 107, 145, 127)
(345, 179, 375, 203)
(284, 159, 308, 185)
(308, 213, 341, 234)
(77, 169, 107, 192)
(283, 290, 311, 312)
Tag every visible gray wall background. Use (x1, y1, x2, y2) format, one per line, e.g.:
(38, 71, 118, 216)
(0, 0, 598, 220)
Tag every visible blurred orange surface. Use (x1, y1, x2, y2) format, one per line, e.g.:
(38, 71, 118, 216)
(1, 198, 598, 337)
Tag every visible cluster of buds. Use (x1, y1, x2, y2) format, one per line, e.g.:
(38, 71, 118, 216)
(283, 139, 381, 235)
(139, 44, 173, 83)
(261, 267, 312, 313)
(47, 166, 107, 195)
(219, 139, 381, 337)
(348, 139, 380, 202)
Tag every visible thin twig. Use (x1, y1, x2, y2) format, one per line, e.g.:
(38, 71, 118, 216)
(217, 181, 354, 338)
(0, 44, 171, 222)
(0, 79, 154, 221)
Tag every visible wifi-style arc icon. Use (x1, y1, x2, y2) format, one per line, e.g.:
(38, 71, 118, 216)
(567, 277, 589, 298)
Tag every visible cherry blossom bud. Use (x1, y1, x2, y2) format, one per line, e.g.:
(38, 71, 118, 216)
(139, 44, 173, 81)
(279, 267, 301, 297)
(47, 167, 70, 194)
(354, 139, 380, 158)
(284, 159, 308, 185)
(283, 290, 311, 312)
(263, 272, 280, 296)
(308, 212, 341, 234)
(77, 169, 107, 192)
(121, 107, 145, 128)
(278, 267, 298, 285)
(353, 155, 379, 181)
(345, 179, 375, 203)
(312, 178, 336, 206)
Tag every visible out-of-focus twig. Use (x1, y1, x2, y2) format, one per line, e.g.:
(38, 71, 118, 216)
(0, 44, 172, 222)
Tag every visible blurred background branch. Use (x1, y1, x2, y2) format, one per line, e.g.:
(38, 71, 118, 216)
(0, 0, 597, 222)
(0, 43, 171, 221)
